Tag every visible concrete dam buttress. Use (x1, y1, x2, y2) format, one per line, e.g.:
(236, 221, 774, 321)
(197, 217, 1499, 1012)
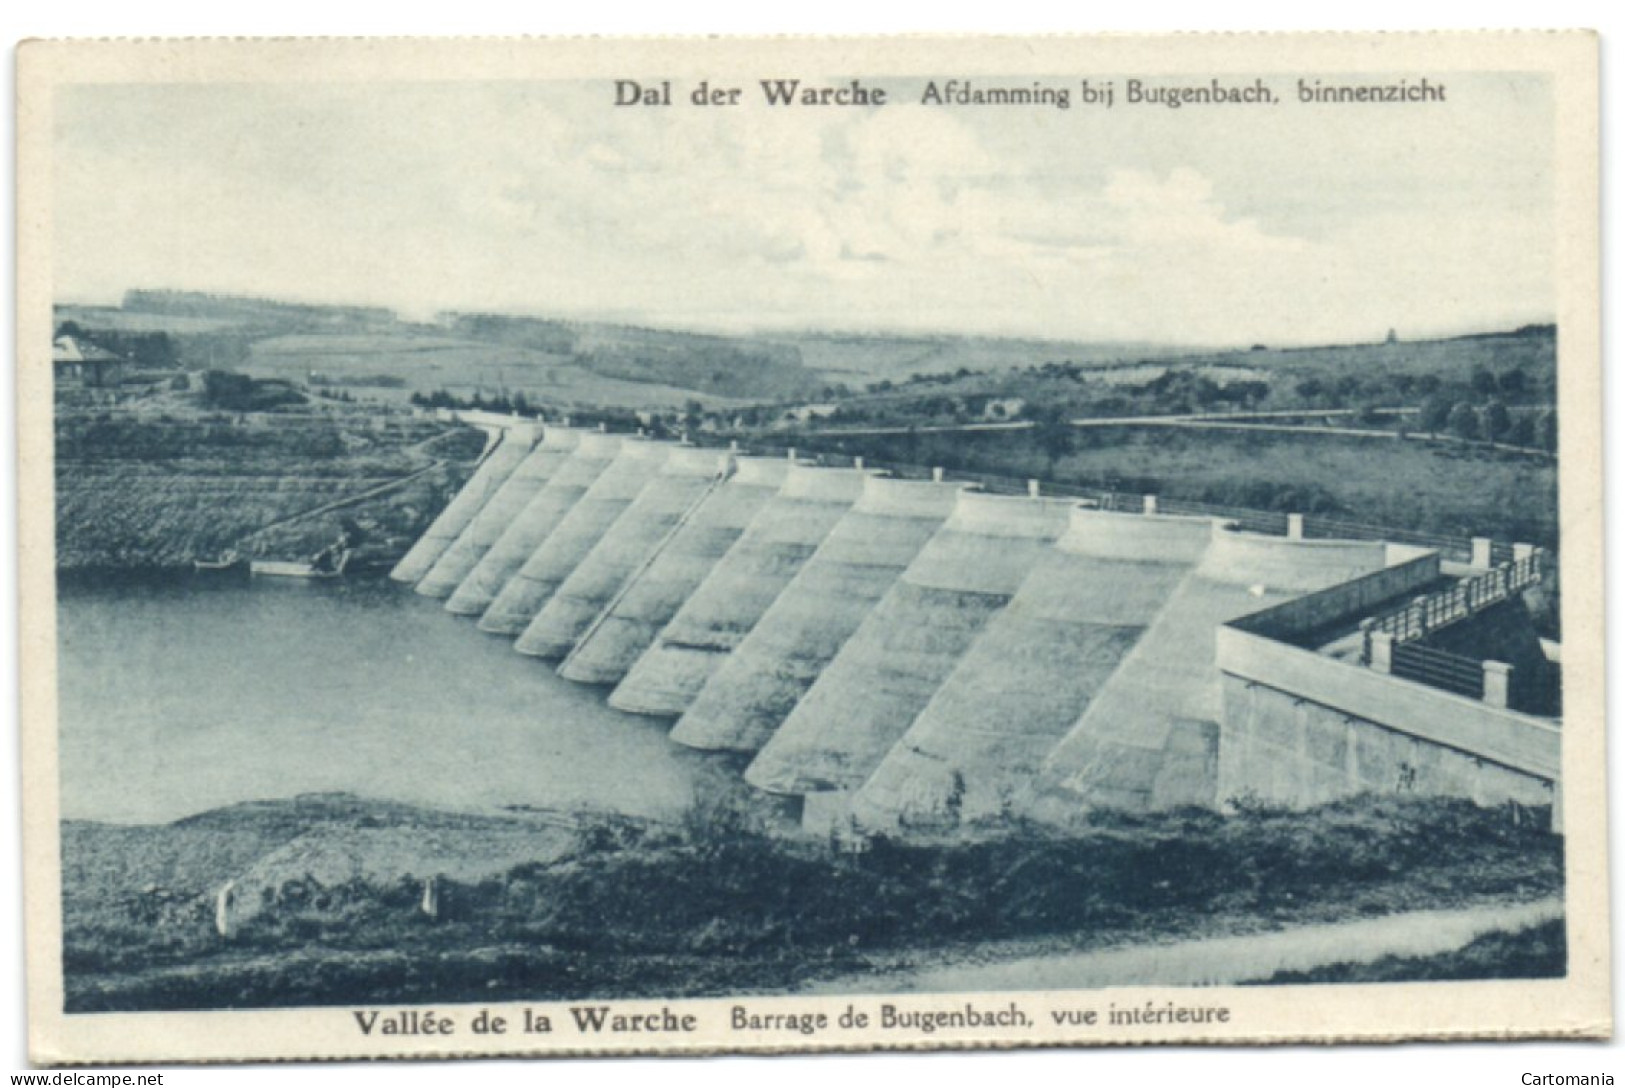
(609, 463, 868, 717)
(458, 431, 621, 622)
(513, 445, 731, 659)
(744, 490, 1076, 798)
(849, 508, 1215, 832)
(557, 456, 791, 686)
(480, 437, 665, 638)
(388, 426, 538, 586)
(1024, 526, 1388, 822)
(416, 426, 577, 600)
(671, 473, 961, 754)
(391, 424, 1563, 837)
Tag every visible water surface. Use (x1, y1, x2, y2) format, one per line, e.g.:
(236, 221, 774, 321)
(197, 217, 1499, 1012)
(57, 575, 706, 824)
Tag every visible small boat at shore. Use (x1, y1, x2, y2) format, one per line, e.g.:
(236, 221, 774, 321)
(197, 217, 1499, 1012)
(250, 547, 353, 580)
(193, 550, 247, 575)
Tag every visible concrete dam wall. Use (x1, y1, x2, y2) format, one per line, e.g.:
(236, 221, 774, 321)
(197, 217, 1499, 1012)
(558, 455, 791, 686)
(481, 437, 667, 638)
(744, 491, 1076, 797)
(608, 463, 868, 717)
(849, 508, 1215, 832)
(416, 426, 578, 600)
(389, 425, 1562, 836)
(514, 445, 731, 659)
(453, 430, 621, 620)
(388, 425, 538, 586)
(671, 474, 961, 754)
(1024, 527, 1389, 822)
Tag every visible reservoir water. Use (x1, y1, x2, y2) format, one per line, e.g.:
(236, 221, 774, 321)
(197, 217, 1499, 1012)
(56, 575, 708, 825)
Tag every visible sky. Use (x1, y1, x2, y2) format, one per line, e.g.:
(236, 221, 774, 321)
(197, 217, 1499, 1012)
(52, 72, 1554, 346)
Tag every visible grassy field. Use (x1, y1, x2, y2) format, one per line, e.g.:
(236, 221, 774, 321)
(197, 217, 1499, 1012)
(793, 425, 1559, 549)
(55, 409, 482, 571)
(61, 793, 1560, 1011)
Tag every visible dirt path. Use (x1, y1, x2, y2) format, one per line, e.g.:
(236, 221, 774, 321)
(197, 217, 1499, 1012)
(805, 897, 1562, 993)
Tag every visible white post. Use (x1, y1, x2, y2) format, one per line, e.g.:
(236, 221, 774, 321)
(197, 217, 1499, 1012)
(1143, 495, 1158, 515)
(215, 881, 236, 939)
(422, 876, 440, 921)
(1288, 513, 1305, 540)
(1369, 632, 1394, 674)
(1482, 660, 1513, 709)
(932, 466, 944, 483)
(1471, 537, 1493, 568)
(1027, 479, 1041, 498)
(787, 447, 797, 461)
(854, 456, 864, 470)
(1513, 542, 1536, 562)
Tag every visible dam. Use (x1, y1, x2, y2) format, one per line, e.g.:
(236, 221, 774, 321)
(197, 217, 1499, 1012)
(671, 472, 961, 753)
(453, 429, 619, 619)
(514, 444, 730, 659)
(558, 455, 791, 686)
(608, 462, 869, 717)
(481, 436, 667, 638)
(390, 421, 1564, 836)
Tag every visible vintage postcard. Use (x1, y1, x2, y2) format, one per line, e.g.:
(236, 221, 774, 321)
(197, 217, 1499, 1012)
(15, 32, 1606, 1064)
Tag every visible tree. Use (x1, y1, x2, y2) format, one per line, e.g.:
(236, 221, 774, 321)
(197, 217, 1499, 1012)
(1419, 393, 1453, 435)
(1447, 401, 1481, 442)
(1497, 367, 1529, 399)
(1470, 365, 1498, 397)
(1536, 410, 1559, 452)
(1506, 414, 1536, 449)
(1483, 399, 1511, 443)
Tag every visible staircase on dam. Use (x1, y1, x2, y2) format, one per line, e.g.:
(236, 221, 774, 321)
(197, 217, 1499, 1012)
(389, 422, 1564, 838)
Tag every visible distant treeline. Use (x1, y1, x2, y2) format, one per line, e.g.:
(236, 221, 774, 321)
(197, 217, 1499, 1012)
(123, 290, 395, 328)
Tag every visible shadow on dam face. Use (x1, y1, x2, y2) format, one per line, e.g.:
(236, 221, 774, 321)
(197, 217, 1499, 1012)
(743, 490, 1076, 797)
(513, 445, 732, 659)
(848, 508, 1217, 833)
(557, 456, 791, 686)
(608, 463, 868, 718)
(670, 474, 961, 754)
(456, 431, 620, 621)
(417, 427, 576, 600)
(484, 438, 670, 642)
(389, 426, 537, 587)
(1022, 525, 1388, 824)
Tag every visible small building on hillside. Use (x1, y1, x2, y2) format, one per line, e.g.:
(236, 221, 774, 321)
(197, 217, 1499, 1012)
(53, 335, 125, 389)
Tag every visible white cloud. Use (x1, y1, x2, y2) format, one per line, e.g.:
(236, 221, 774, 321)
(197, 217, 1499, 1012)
(51, 79, 1553, 345)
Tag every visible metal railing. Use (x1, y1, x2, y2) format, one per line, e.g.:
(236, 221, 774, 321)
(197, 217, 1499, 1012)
(1361, 552, 1548, 658)
(1390, 641, 1487, 700)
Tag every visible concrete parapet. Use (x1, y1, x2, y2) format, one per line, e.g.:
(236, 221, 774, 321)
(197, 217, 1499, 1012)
(1214, 623, 1560, 809)
(416, 428, 581, 600)
(452, 434, 620, 619)
(743, 492, 1074, 796)
(671, 475, 961, 752)
(609, 465, 868, 717)
(480, 439, 670, 638)
(513, 447, 730, 659)
(389, 430, 535, 586)
(558, 457, 790, 685)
